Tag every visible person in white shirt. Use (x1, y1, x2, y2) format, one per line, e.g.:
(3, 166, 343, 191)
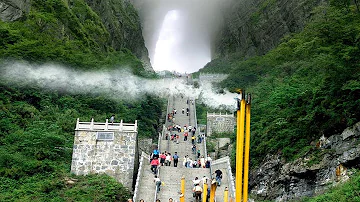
(165, 153, 172, 166)
(200, 156, 205, 168)
(154, 176, 161, 193)
(192, 184, 203, 201)
(202, 176, 209, 185)
(192, 177, 201, 186)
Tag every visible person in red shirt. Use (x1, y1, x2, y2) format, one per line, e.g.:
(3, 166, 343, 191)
(160, 152, 166, 166)
(151, 157, 160, 174)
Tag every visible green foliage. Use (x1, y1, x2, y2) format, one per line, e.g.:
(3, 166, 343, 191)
(0, 174, 131, 201)
(0, 0, 147, 75)
(0, 0, 159, 200)
(0, 81, 164, 200)
(201, 5, 360, 167)
(206, 141, 216, 152)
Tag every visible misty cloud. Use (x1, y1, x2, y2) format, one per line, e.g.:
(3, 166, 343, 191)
(1, 62, 237, 110)
(133, 0, 231, 73)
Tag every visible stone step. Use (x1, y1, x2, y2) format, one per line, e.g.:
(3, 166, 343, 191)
(137, 94, 233, 201)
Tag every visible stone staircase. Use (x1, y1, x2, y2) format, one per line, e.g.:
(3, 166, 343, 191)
(136, 156, 156, 202)
(157, 95, 211, 201)
(135, 93, 234, 201)
(157, 166, 210, 201)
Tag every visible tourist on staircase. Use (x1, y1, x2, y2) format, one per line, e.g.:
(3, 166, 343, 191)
(192, 177, 201, 186)
(173, 152, 179, 167)
(192, 144, 196, 154)
(205, 154, 212, 168)
(183, 131, 188, 141)
(160, 152, 166, 166)
(200, 156, 205, 168)
(154, 175, 161, 193)
(183, 155, 188, 167)
(213, 169, 223, 186)
(192, 184, 203, 202)
(165, 153, 172, 166)
(153, 147, 160, 159)
(150, 157, 160, 174)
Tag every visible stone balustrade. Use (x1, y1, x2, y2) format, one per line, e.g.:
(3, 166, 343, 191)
(75, 118, 137, 132)
(211, 156, 236, 200)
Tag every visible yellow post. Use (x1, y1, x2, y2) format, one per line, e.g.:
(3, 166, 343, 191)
(223, 187, 229, 202)
(210, 179, 217, 202)
(181, 176, 185, 202)
(180, 193, 185, 202)
(203, 183, 208, 202)
(243, 94, 251, 202)
(236, 90, 246, 202)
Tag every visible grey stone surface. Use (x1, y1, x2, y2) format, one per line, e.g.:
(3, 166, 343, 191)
(85, 0, 152, 71)
(250, 122, 360, 201)
(215, 0, 327, 58)
(71, 129, 138, 189)
(0, 0, 30, 21)
(206, 112, 235, 136)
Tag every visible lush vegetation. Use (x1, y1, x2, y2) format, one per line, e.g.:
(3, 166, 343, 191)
(0, 80, 164, 201)
(0, 0, 163, 201)
(0, 173, 131, 201)
(199, 4, 360, 166)
(0, 0, 153, 77)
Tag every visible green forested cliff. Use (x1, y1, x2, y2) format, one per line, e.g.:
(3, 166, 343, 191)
(0, 0, 162, 201)
(0, 0, 150, 73)
(200, 2, 360, 200)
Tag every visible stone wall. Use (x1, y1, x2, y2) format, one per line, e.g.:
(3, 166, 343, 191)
(206, 112, 235, 136)
(71, 129, 138, 189)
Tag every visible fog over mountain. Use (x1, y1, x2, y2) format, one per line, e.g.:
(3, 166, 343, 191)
(132, 0, 232, 73)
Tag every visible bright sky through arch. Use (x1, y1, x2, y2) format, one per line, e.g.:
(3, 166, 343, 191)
(153, 10, 181, 72)
(153, 10, 211, 73)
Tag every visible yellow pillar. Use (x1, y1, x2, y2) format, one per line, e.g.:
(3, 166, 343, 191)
(210, 179, 217, 202)
(181, 176, 185, 202)
(223, 187, 229, 202)
(203, 183, 208, 202)
(236, 90, 246, 202)
(243, 95, 251, 202)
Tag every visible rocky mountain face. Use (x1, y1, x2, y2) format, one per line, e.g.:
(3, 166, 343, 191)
(0, 0, 152, 71)
(0, 0, 30, 21)
(250, 122, 360, 201)
(215, 0, 327, 58)
(85, 0, 152, 71)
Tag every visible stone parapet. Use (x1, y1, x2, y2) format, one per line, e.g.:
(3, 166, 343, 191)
(71, 119, 138, 189)
(212, 156, 236, 200)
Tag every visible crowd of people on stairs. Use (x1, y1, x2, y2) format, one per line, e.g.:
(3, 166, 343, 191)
(137, 98, 224, 202)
